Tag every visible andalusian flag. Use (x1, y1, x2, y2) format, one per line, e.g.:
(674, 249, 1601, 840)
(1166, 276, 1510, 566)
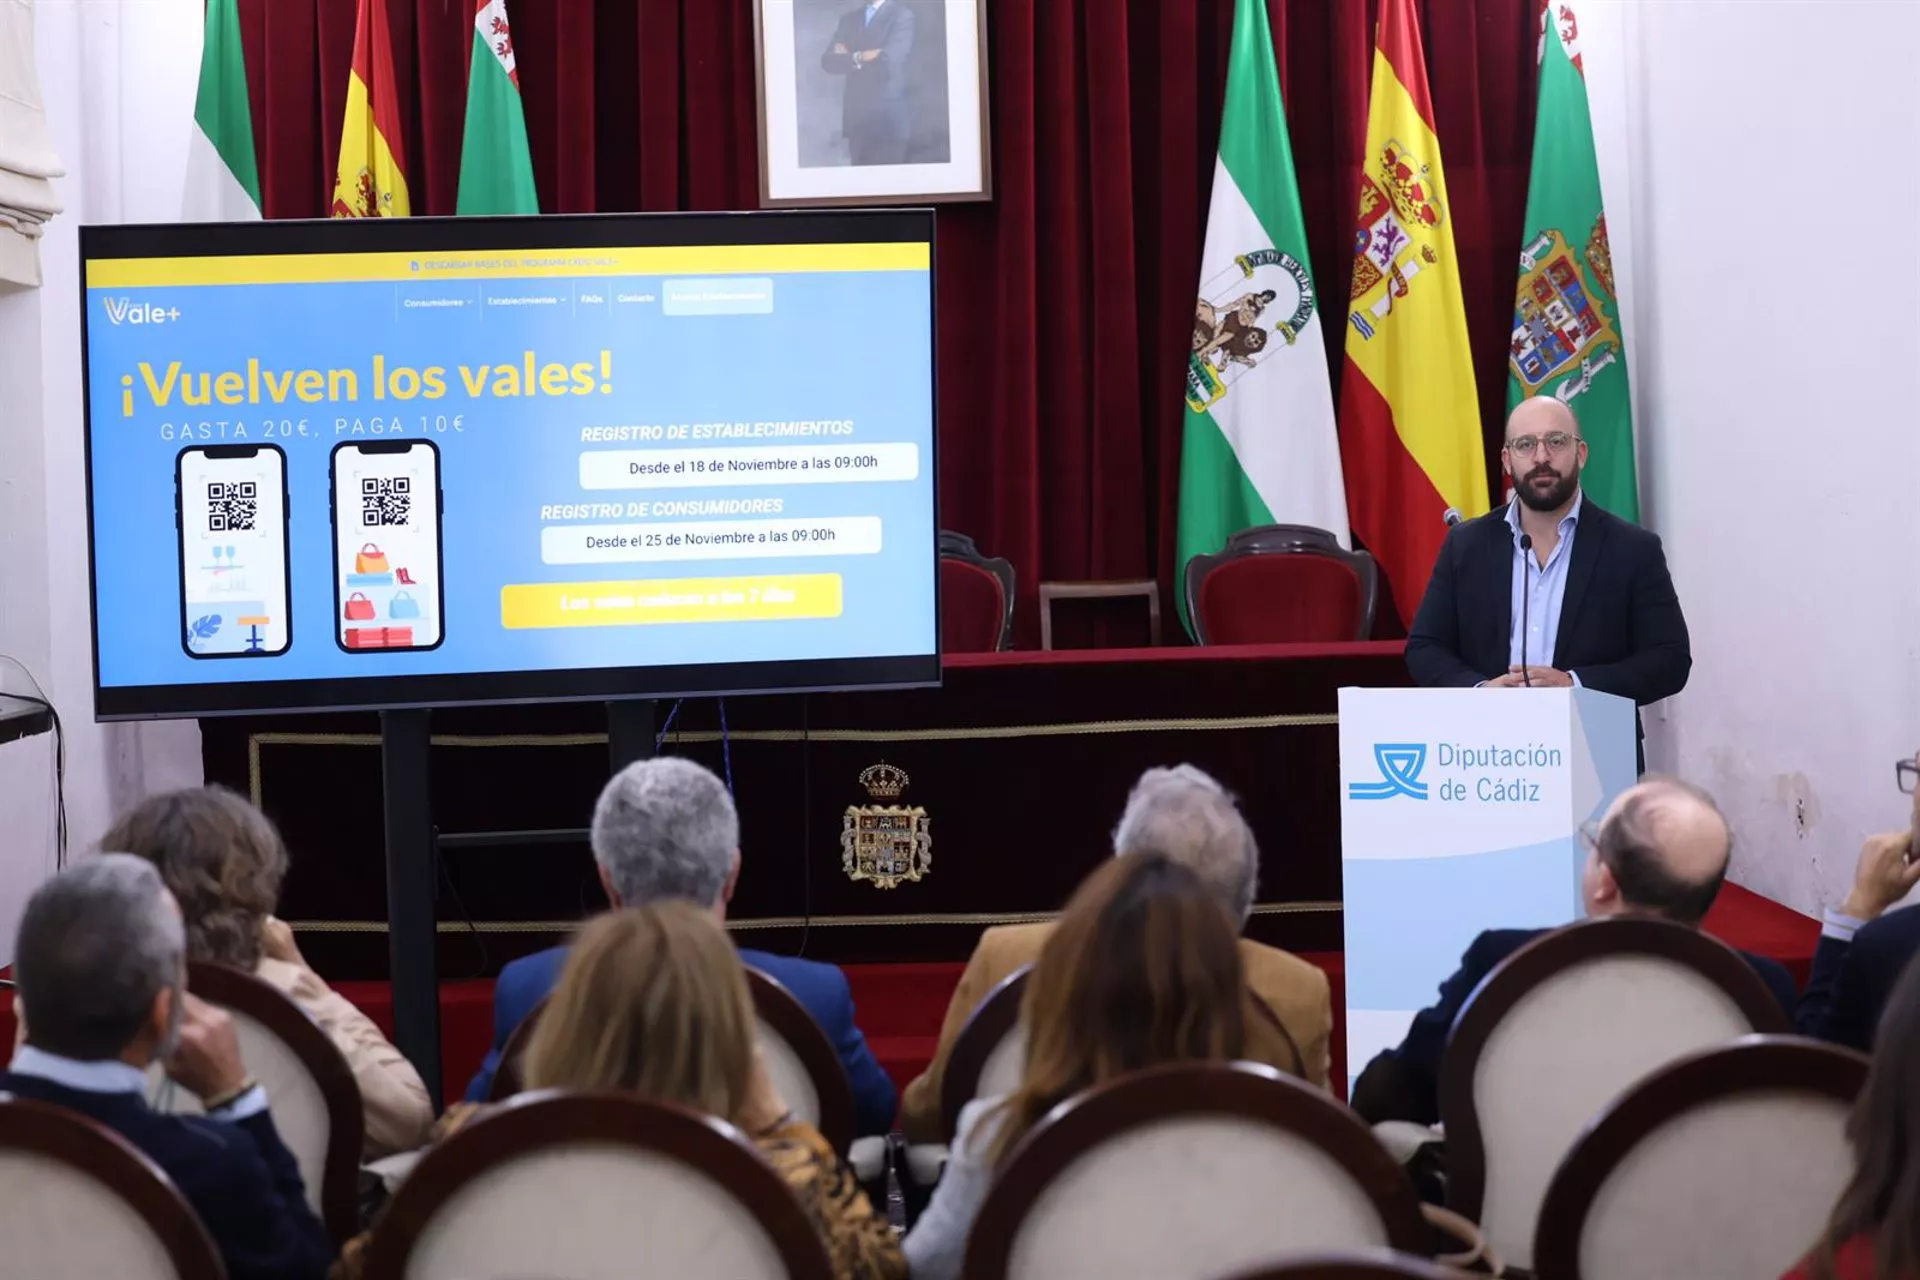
(332, 0, 410, 217)
(1338, 0, 1488, 622)
(1509, 3, 1636, 519)
(1177, 0, 1347, 631)
(457, 0, 539, 215)
(183, 0, 261, 221)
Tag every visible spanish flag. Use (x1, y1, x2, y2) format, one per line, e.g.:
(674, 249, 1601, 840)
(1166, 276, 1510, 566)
(1338, 0, 1487, 622)
(331, 0, 410, 217)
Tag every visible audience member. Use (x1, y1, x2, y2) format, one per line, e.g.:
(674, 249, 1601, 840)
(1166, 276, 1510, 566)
(1796, 749, 1920, 1051)
(901, 853, 1248, 1280)
(1, 856, 331, 1280)
(465, 757, 896, 1135)
(1782, 949, 1920, 1280)
(344, 904, 903, 1280)
(1351, 775, 1798, 1126)
(103, 785, 432, 1158)
(900, 763, 1330, 1140)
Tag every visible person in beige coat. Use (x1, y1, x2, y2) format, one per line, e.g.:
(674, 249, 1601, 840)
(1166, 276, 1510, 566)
(102, 785, 434, 1159)
(900, 764, 1332, 1141)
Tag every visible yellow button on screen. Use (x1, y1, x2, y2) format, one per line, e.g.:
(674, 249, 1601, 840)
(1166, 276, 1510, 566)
(501, 574, 843, 629)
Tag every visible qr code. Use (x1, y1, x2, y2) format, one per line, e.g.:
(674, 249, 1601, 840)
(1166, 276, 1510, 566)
(206, 481, 257, 532)
(362, 476, 411, 527)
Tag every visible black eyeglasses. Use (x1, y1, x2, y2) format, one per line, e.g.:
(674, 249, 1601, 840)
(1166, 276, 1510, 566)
(1900, 759, 1918, 796)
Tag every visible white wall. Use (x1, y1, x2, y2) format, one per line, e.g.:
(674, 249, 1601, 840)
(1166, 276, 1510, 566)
(1585, 0, 1920, 914)
(0, 0, 205, 961)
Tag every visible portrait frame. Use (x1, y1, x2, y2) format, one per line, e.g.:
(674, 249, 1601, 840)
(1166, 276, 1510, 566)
(752, 0, 993, 208)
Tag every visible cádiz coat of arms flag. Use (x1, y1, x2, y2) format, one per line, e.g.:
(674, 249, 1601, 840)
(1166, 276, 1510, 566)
(1509, 2, 1637, 521)
(1174, 0, 1348, 637)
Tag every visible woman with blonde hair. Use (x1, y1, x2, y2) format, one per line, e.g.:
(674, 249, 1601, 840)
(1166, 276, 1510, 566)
(103, 785, 432, 1158)
(901, 851, 1249, 1280)
(345, 902, 903, 1280)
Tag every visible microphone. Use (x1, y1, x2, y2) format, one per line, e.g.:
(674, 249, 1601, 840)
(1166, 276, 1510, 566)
(1517, 532, 1534, 688)
(1443, 507, 1463, 527)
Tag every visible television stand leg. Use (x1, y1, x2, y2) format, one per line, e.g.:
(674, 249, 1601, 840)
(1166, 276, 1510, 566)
(607, 699, 657, 773)
(381, 708, 442, 1111)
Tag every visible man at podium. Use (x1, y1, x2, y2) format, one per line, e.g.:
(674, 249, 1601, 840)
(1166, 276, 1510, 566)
(1405, 399, 1691, 752)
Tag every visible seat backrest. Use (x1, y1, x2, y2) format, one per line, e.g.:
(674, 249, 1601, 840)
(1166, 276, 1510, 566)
(358, 1090, 834, 1280)
(148, 961, 362, 1245)
(940, 530, 1016, 652)
(1534, 1036, 1867, 1280)
(745, 966, 854, 1154)
(1185, 524, 1378, 644)
(0, 1097, 226, 1280)
(1440, 918, 1792, 1270)
(941, 965, 1031, 1141)
(488, 974, 856, 1153)
(966, 1062, 1428, 1280)
(1215, 1250, 1464, 1280)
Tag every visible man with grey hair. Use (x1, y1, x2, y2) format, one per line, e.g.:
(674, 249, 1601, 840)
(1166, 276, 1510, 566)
(466, 757, 897, 1135)
(900, 763, 1334, 1141)
(1351, 775, 1798, 1127)
(1, 855, 329, 1280)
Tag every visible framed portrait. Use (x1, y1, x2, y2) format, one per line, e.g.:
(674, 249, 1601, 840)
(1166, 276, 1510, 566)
(753, 0, 992, 207)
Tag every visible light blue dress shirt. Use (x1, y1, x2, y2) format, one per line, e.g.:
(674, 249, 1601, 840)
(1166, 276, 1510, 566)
(9, 1044, 270, 1119)
(1506, 489, 1582, 679)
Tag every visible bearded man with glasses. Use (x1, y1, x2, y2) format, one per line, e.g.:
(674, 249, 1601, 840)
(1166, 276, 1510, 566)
(1405, 397, 1692, 766)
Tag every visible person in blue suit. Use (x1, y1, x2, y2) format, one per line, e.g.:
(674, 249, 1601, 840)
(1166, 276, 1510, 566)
(1351, 776, 1799, 1126)
(466, 757, 898, 1136)
(1, 856, 331, 1280)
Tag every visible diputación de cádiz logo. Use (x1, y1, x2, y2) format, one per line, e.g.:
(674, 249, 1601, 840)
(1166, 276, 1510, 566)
(1349, 743, 1429, 801)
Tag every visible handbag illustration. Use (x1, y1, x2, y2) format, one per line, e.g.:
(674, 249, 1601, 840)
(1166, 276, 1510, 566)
(355, 544, 389, 574)
(388, 591, 421, 621)
(343, 592, 376, 622)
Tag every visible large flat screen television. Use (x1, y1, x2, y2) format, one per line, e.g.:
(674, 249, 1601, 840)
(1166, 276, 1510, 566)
(80, 210, 939, 720)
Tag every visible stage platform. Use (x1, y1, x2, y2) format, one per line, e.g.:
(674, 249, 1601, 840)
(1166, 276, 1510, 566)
(200, 642, 1413, 979)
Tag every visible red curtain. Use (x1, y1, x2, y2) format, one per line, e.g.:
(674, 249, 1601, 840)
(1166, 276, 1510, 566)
(234, 0, 1536, 645)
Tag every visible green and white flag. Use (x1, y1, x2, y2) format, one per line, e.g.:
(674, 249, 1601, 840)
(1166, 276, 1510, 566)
(456, 0, 539, 215)
(183, 0, 262, 221)
(1177, 0, 1346, 632)
(1508, 3, 1636, 519)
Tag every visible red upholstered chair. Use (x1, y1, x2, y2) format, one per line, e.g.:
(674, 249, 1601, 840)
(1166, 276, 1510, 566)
(940, 530, 1015, 652)
(1185, 525, 1378, 644)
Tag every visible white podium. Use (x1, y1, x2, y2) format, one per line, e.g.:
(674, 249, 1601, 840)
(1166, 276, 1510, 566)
(1338, 686, 1638, 1089)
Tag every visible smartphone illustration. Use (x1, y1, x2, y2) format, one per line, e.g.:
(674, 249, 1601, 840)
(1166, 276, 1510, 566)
(176, 444, 292, 658)
(330, 439, 445, 653)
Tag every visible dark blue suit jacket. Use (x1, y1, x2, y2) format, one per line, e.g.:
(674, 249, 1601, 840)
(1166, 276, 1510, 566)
(1405, 500, 1692, 710)
(1351, 927, 1798, 1126)
(1796, 905, 1920, 1051)
(465, 943, 898, 1136)
(0, 1072, 331, 1280)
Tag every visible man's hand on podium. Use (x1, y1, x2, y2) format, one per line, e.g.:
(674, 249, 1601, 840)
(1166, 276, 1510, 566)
(1485, 665, 1574, 688)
